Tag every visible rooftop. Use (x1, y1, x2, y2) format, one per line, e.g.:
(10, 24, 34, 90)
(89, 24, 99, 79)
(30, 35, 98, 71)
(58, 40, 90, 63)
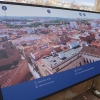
(91, 41, 100, 47)
(42, 46, 82, 69)
(0, 59, 27, 88)
(0, 49, 21, 69)
(81, 46, 100, 57)
(0, 50, 8, 59)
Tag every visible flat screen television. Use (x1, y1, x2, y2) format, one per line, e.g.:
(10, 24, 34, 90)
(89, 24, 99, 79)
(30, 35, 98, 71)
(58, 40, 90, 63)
(0, 1, 100, 100)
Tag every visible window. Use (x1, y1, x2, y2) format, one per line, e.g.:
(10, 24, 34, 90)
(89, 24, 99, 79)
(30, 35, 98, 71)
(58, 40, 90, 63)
(86, 58, 89, 63)
(93, 60, 95, 62)
(84, 58, 86, 63)
(90, 59, 92, 63)
(79, 62, 82, 66)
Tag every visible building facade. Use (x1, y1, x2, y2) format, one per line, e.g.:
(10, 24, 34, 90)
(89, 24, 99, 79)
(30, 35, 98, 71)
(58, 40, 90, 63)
(35, 46, 100, 77)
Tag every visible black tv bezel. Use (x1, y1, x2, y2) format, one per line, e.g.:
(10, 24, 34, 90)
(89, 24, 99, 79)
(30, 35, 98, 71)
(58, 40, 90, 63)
(0, 1, 100, 100)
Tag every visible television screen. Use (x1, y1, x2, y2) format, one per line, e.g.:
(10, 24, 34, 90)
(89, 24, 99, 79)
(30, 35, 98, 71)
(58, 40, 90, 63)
(0, 1, 100, 100)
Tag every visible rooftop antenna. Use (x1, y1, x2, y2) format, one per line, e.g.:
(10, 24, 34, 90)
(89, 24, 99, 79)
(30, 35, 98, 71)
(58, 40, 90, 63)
(47, 9, 51, 17)
(79, 12, 82, 20)
(2, 6, 7, 24)
(2, 6, 8, 35)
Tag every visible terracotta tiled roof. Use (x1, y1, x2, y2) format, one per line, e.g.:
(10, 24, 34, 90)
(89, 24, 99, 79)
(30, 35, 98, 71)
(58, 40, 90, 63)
(81, 46, 100, 56)
(91, 41, 100, 47)
(64, 35, 71, 42)
(80, 34, 95, 42)
(0, 60, 28, 88)
(0, 49, 21, 67)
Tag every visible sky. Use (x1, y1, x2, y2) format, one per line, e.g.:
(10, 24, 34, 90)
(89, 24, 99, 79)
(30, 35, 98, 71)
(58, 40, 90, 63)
(61, 0, 95, 6)
(0, 3, 100, 19)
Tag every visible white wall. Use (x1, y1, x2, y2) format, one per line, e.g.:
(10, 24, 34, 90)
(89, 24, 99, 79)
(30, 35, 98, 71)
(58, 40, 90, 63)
(28, 63, 40, 79)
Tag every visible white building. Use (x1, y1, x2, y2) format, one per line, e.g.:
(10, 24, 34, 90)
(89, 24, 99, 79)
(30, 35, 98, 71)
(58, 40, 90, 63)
(28, 63, 40, 79)
(70, 21, 78, 29)
(80, 41, 88, 47)
(95, 33, 100, 40)
(0, 33, 9, 42)
(91, 21, 97, 28)
(67, 41, 79, 49)
(23, 27, 35, 34)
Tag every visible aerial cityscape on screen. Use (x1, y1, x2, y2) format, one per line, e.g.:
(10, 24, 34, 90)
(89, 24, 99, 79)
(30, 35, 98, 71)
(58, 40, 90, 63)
(0, 5, 100, 88)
